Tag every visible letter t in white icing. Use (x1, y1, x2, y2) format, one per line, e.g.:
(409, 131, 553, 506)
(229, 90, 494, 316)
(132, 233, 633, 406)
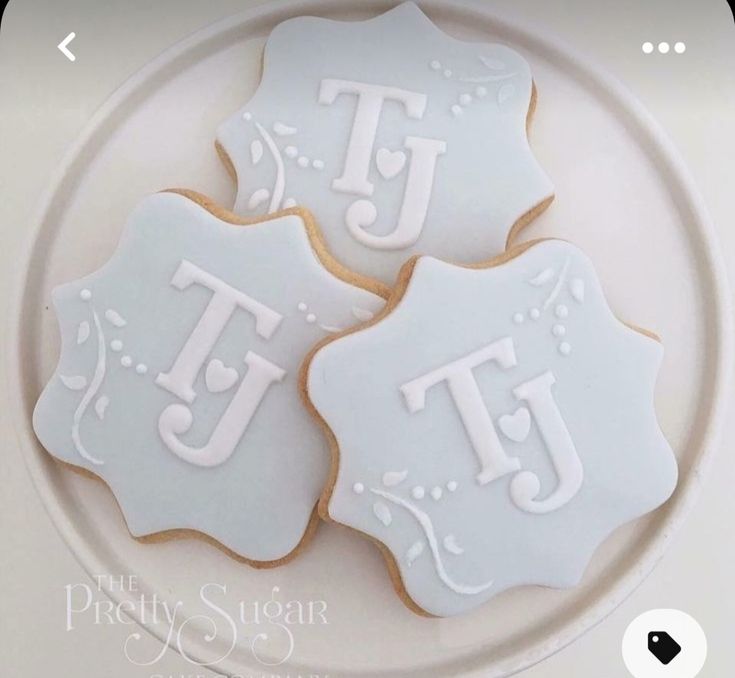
(401, 337, 521, 484)
(156, 259, 283, 403)
(319, 79, 427, 197)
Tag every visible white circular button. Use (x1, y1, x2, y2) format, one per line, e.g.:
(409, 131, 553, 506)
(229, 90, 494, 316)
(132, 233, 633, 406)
(675, 42, 687, 54)
(658, 41, 671, 54)
(622, 609, 707, 678)
(642, 41, 654, 54)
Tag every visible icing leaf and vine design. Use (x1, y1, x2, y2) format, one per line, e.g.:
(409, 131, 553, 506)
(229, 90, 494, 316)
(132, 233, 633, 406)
(356, 469, 491, 596)
(59, 289, 147, 465)
(429, 53, 519, 116)
(240, 114, 326, 214)
(294, 300, 375, 335)
(511, 256, 587, 357)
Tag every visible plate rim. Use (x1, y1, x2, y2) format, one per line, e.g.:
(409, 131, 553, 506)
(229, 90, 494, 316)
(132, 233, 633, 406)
(7, 0, 733, 676)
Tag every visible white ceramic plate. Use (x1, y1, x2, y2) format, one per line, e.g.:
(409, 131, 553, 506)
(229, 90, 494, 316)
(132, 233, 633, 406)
(9, 1, 731, 676)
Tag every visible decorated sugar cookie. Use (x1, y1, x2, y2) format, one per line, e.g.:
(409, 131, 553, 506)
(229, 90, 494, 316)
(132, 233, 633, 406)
(305, 240, 677, 616)
(216, 2, 554, 284)
(33, 190, 386, 564)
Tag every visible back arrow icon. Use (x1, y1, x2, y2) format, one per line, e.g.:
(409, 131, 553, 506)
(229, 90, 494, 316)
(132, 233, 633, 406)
(58, 32, 76, 62)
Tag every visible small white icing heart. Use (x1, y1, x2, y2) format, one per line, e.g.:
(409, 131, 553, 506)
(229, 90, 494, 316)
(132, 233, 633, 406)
(205, 359, 239, 393)
(498, 407, 531, 443)
(376, 148, 406, 180)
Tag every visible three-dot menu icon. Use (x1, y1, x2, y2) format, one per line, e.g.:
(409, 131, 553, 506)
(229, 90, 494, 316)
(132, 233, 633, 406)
(642, 41, 686, 54)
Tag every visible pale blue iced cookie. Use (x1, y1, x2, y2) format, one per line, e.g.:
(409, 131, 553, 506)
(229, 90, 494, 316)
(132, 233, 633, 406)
(306, 240, 677, 616)
(217, 2, 553, 284)
(33, 190, 386, 565)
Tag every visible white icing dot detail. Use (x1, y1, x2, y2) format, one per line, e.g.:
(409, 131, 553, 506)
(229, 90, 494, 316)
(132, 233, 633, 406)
(451, 104, 462, 117)
(297, 156, 309, 168)
(555, 304, 569, 318)
(475, 85, 488, 97)
(552, 324, 566, 337)
(353, 482, 364, 494)
(443, 69, 452, 78)
(110, 339, 123, 352)
(412, 486, 425, 499)
(285, 145, 298, 158)
(297, 302, 307, 312)
(431, 486, 443, 501)
(513, 312, 524, 325)
(447, 481, 458, 492)
(242, 112, 252, 121)
(459, 93, 472, 106)
(306, 313, 316, 324)
(80, 289, 92, 301)
(135, 364, 148, 375)
(312, 159, 325, 170)
(559, 342, 572, 356)
(430, 60, 441, 70)
(121, 355, 133, 367)
(529, 308, 540, 320)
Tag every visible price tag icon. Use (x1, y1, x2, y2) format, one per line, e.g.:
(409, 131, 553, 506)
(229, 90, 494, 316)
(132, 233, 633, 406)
(624, 610, 706, 677)
(648, 631, 682, 665)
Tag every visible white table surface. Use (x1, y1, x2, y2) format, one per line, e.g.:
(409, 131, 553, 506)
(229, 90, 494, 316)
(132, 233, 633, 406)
(1, 0, 733, 675)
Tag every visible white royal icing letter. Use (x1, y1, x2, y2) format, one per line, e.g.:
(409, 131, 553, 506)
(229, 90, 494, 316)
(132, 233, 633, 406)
(158, 351, 286, 468)
(155, 260, 286, 467)
(347, 136, 446, 250)
(319, 79, 427, 197)
(510, 371, 583, 513)
(401, 338, 521, 484)
(156, 260, 282, 403)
